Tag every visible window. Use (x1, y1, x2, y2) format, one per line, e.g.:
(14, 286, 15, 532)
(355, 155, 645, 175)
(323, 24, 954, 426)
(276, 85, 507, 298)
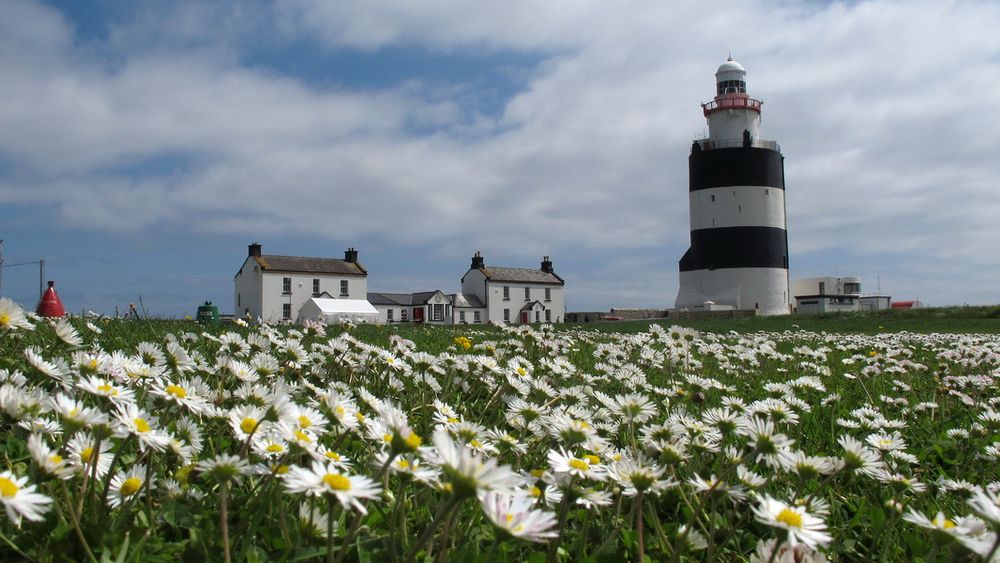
(524, 287, 530, 301)
(312, 279, 320, 296)
(474, 311, 481, 323)
(535, 311, 540, 322)
(238, 294, 241, 307)
(503, 309, 510, 323)
(545, 310, 551, 322)
(544, 288, 551, 301)
(401, 309, 408, 322)
(282, 277, 291, 294)
(433, 304, 444, 321)
(818, 282, 826, 295)
(340, 280, 349, 296)
(282, 303, 291, 319)
(844, 283, 861, 293)
(459, 311, 466, 323)
(387, 309, 394, 322)
(710, 194, 715, 202)
(503, 286, 510, 300)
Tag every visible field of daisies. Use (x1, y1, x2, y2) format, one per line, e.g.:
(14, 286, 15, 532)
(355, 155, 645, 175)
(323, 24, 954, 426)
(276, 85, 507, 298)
(1, 298, 999, 562)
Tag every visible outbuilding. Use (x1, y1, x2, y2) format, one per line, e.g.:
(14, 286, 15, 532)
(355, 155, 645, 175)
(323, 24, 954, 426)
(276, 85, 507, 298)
(297, 297, 378, 325)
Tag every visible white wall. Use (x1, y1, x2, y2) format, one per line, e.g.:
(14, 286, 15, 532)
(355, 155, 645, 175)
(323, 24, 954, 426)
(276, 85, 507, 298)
(259, 272, 367, 323)
(707, 107, 760, 141)
(689, 187, 785, 230)
(676, 268, 790, 316)
(234, 258, 263, 319)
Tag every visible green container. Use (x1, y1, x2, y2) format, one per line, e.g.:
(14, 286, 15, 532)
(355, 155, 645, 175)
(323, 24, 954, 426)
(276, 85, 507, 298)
(196, 301, 219, 324)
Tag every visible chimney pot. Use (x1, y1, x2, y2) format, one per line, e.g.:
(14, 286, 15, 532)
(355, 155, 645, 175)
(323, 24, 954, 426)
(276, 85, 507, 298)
(471, 252, 485, 269)
(248, 243, 262, 258)
(344, 248, 359, 263)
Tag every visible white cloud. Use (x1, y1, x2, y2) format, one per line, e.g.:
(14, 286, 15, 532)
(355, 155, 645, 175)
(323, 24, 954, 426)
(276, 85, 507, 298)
(2, 0, 1000, 309)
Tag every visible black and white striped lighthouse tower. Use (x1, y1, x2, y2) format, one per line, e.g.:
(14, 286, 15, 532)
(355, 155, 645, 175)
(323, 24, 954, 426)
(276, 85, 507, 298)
(675, 57, 790, 315)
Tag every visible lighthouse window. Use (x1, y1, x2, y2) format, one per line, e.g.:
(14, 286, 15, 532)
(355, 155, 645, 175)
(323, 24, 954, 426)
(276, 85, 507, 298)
(710, 195, 716, 202)
(717, 80, 747, 95)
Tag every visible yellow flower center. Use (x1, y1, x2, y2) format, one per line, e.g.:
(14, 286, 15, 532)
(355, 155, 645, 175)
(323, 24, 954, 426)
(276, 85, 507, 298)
(89, 359, 98, 370)
(120, 477, 143, 497)
(0, 476, 19, 497)
(298, 415, 312, 428)
(275, 465, 289, 475)
(447, 416, 459, 423)
(569, 459, 590, 471)
(505, 513, 515, 523)
(97, 384, 113, 394)
(69, 408, 79, 417)
(49, 454, 63, 465)
(324, 451, 342, 461)
(470, 439, 483, 449)
(583, 454, 601, 465)
(776, 508, 804, 528)
(240, 417, 258, 434)
(323, 473, 351, 491)
(355, 412, 366, 422)
(405, 433, 422, 449)
(335, 406, 345, 417)
(266, 444, 284, 453)
(0, 313, 10, 326)
(529, 486, 542, 497)
(166, 384, 187, 399)
(396, 459, 411, 470)
(294, 430, 312, 443)
(517, 367, 527, 376)
(81, 447, 94, 463)
(134, 418, 150, 433)
(530, 469, 545, 478)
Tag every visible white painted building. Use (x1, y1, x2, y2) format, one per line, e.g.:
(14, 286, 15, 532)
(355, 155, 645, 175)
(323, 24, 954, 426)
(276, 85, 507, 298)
(368, 253, 565, 325)
(234, 243, 368, 322)
(461, 253, 566, 324)
(792, 276, 890, 314)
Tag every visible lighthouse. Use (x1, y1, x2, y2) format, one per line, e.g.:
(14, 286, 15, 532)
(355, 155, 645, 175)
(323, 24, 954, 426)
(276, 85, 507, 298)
(675, 58, 790, 315)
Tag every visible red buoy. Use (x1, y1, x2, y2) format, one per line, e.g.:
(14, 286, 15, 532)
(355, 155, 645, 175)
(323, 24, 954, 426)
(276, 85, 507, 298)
(36, 281, 66, 317)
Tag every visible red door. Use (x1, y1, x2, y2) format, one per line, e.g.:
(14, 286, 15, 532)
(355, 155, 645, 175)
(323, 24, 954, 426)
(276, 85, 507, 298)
(413, 308, 424, 322)
(521, 311, 529, 324)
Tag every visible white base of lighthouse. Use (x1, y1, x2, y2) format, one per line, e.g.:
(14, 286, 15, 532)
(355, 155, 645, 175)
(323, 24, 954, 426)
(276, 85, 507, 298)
(676, 268, 790, 316)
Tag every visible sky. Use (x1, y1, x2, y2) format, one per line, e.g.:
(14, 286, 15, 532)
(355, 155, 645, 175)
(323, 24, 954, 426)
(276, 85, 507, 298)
(1, 0, 999, 316)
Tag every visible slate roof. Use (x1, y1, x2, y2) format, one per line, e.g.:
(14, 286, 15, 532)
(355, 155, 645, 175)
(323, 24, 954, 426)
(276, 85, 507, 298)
(479, 266, 564, 285)
(449, 293, 485, 308)
(367, 291, 449, 306)
(254, 255, 366, 276)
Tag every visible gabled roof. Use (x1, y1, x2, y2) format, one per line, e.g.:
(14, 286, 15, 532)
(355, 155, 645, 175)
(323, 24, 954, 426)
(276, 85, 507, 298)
(254, 255, 367, 276)
(476, 266, 564, 285)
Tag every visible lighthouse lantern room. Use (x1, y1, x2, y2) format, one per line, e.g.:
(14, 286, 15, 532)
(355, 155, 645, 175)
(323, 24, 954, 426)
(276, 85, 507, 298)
(675, 58, 791, 315)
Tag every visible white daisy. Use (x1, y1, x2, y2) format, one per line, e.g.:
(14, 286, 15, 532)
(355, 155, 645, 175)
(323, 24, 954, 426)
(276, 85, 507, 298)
(479, 491, 558, 543)
(283, 461, 382, 513)
(0, 471, 51, 523)
(753, 494, 832, 549)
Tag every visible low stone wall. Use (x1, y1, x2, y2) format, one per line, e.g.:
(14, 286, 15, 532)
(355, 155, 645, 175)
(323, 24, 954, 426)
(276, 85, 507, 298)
(609, 308, 669, 320)
(666, 309, 758, 320)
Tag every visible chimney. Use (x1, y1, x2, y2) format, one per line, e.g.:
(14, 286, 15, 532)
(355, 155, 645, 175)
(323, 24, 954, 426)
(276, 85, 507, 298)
(471, 251, 485, 269)
(344, 247, 359, 263)
(541, 256, 553, 273)
(248, 243, 262, 258)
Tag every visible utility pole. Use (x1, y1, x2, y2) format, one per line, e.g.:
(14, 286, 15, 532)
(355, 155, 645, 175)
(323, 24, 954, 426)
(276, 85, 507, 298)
(0, 239, 4, 296)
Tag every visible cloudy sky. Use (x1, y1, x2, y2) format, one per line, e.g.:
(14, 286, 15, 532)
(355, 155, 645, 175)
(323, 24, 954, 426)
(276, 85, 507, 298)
(2, 0, 999, 316)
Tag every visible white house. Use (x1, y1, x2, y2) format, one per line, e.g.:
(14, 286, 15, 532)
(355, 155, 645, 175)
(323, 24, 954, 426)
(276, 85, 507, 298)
(461, 253, 566, 324)
(366, 253, 564, 325)
(234, 243, 369, 322)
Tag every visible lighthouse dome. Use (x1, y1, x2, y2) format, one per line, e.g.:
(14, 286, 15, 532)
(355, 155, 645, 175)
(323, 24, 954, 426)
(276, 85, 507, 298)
(716, 59, 745, 74)
(715, 58, 747, 95)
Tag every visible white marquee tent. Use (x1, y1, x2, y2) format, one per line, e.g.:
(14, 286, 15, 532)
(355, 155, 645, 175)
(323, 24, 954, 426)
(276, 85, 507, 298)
(297, 298, 379, 325)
